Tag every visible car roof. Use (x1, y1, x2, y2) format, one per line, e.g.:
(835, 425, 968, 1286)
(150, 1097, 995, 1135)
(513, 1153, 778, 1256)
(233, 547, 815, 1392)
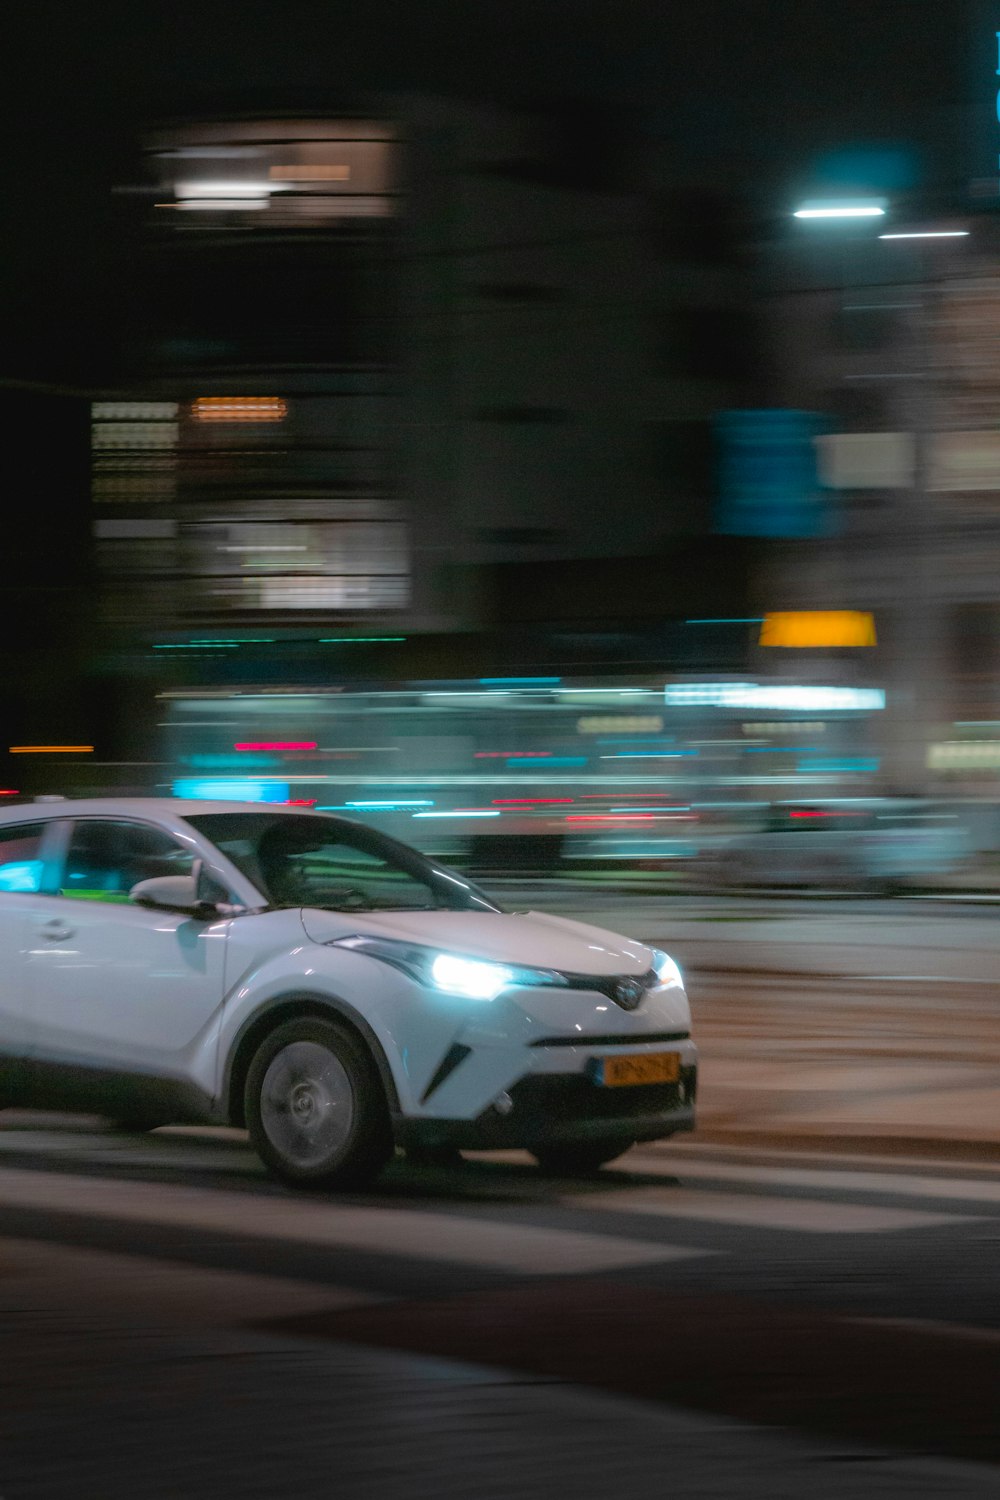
(0, 798, 337, 824)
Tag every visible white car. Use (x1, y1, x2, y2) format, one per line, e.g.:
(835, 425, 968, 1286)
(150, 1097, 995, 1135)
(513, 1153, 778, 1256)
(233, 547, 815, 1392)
(0, 799, 696, 1187)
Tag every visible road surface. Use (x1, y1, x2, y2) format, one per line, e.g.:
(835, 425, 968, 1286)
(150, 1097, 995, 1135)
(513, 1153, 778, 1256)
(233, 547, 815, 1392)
(1, 896, 998, 1498)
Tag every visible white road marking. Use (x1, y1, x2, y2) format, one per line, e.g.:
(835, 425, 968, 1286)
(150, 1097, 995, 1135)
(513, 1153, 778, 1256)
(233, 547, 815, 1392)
(0, 1166, 707, 1275)
(622, 1153, 1000, 1210)
(576, 1185, 969, 1234)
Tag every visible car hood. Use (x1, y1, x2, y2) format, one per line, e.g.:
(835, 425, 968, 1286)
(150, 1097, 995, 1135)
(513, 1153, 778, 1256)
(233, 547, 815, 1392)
(300, 906, 654, 976)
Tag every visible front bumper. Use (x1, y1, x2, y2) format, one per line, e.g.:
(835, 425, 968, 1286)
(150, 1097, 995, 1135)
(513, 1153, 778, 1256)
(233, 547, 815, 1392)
(394, 1060, 697, 1151)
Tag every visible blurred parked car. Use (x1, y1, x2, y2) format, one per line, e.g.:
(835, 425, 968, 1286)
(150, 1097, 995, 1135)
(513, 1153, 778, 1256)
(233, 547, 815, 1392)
(700, 798, 971, 892)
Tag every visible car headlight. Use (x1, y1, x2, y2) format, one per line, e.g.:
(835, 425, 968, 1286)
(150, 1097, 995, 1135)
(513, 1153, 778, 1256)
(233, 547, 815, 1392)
(330, 935, 566, 1001)
(650, 948, 684, 989)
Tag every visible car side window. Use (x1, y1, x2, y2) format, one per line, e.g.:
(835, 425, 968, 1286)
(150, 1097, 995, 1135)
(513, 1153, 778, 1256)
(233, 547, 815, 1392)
(258, 835, 439, 911)
(0, 822, 47, 894)
(60, 820, 195, 904)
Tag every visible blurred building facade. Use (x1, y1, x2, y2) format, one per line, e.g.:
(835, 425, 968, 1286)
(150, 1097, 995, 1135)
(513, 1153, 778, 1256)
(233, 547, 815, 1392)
(752, 215, 1000, 800)
(86, 97, 759, 716)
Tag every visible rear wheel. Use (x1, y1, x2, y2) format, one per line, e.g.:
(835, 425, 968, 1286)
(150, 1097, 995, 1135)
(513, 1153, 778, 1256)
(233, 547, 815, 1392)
(245, 1016, 392, 1189)
(533, 1138, 636, 1175)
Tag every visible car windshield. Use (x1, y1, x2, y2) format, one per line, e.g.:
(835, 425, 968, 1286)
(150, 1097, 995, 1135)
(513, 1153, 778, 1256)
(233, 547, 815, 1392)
(184, 811, 502, 913)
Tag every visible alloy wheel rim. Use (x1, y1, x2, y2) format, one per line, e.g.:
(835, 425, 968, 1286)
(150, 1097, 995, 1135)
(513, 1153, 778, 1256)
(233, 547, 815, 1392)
(260, 1040, 355, 1168)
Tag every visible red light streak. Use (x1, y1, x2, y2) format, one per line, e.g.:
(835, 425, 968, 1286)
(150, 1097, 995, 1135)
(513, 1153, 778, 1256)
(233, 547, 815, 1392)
(287, 798, 317, 807)
(0, 789, 17, 796)
(492, 798, 573, 805)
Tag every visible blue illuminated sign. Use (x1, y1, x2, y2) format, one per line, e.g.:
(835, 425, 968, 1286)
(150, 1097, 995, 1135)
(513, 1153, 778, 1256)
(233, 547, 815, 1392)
(715, 410, 828, 538)
(173, 779, 291, 803)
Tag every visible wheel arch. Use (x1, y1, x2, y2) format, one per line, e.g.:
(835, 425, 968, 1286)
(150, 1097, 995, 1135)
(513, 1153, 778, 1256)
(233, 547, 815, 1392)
(224, 993, 401, 1128)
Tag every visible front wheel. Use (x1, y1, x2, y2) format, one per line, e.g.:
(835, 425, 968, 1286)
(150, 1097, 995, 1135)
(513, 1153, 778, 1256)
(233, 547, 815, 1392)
(532, 1138, 636, 1175)
(245, 1016, 392, 1189)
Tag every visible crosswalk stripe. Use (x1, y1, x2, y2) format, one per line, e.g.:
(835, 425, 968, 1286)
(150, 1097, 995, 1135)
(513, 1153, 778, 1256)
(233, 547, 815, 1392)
(632, 1157, 1000, 1210)
(0, 1167, 707, 1275)
(574, 1185, 970, 1234)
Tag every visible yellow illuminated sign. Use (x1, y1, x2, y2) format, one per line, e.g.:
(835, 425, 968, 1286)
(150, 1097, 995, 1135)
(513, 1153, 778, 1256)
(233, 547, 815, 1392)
(759, 611, 876, 648)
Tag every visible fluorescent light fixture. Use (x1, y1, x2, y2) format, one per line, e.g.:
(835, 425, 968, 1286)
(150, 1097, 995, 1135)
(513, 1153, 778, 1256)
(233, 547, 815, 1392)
(793, 202, 886, 219)
(879, 230, 969, 240)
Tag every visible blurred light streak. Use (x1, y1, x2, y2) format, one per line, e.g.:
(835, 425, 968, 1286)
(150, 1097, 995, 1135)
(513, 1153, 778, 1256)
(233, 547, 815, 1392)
(599, 751, 696, 759)
(571, 816, 648, 824)
(492, 798, 573, 805)
(0, 790, 18, 796)
(793, 202, 885, 218)
(270, 164, 351, 181)
(191, 397, 287, 422)
(235, 741, 317, 751)
(475, 751, 551, 758)
(185, 754, 280, 768)
(170, 199, 268, 211)
(759, 611, 877, 648)
(318, 637, 407, 643)
(507, 756, 586, 767)
(664, 683, 885, 711)
(480, 677, 561, 685)
(879, 229, 968, 239)
(173, 779, 290, 802)
(412, 810, 501, 819)
(579, 717, 664, 733)
(556, 688, 656, 697)
(287, 799, 317, 807)
(9, 745, 93, 754)
(346, 799, 434, 808)
(177, 181, 272, 197)
(686, 617, 764, 624)
(796, 757, 880, 772)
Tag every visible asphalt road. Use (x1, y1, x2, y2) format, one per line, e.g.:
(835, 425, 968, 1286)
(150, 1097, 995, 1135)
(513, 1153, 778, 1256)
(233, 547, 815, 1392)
(2, 896, 999, 1498)
(1, 1125, 998, 1494)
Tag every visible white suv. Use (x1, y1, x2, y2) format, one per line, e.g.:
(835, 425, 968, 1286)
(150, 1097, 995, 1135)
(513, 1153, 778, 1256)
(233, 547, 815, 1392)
(0, 799, 696, 1187)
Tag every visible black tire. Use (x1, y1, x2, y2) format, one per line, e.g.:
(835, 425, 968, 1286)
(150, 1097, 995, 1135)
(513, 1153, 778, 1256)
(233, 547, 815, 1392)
(532, 1138, 636, 1175)
(244, 1015, 392, 1189)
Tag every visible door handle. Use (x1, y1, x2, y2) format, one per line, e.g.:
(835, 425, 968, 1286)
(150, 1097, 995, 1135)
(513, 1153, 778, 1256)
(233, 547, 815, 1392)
(39, 919, 74, 942)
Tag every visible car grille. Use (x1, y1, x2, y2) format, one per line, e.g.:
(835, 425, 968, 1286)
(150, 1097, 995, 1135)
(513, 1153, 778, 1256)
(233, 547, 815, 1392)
(559, 966, 658, 1010)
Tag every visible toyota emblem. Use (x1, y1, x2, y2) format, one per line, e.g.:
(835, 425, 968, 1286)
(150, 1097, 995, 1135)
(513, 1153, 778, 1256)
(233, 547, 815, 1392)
(612, 978, 644, 1010)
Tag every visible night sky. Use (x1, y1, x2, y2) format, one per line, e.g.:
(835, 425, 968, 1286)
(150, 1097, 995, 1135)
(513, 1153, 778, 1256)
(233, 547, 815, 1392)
(0, 0, 977, 385)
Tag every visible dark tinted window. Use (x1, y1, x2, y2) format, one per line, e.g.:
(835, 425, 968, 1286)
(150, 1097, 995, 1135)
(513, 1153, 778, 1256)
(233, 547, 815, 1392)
(186, 812, 499, 913)
(61, 820, 195, 903)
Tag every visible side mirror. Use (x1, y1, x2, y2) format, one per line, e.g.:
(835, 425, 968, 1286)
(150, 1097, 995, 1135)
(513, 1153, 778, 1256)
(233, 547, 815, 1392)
(129, 874, 220, 918)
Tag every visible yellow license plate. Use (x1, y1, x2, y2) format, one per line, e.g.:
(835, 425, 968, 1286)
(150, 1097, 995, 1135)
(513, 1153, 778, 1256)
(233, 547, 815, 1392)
(599, 1052, 681, 1087)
